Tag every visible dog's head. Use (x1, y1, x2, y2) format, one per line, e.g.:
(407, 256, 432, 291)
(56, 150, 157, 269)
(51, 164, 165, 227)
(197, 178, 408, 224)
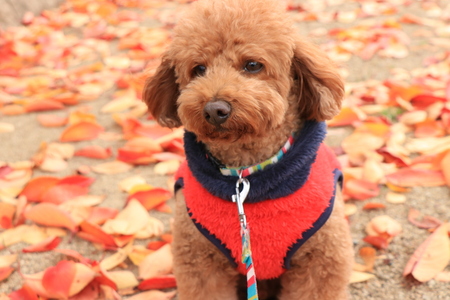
(143, 0, 344, 143)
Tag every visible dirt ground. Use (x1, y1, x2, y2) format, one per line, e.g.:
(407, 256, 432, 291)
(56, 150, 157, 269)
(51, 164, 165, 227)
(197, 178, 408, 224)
(0, 0, 449, 299)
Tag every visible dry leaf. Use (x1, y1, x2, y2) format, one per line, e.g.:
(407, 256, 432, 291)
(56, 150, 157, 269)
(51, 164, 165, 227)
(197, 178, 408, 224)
(350, 271, 375, 283)
(92, 160, 133, 174)
(403, 223, 450, 282)
(139, 244, 173, 279)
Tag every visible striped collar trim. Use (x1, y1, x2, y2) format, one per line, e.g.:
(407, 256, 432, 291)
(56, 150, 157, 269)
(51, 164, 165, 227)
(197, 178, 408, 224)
(219, 134, 295, 177)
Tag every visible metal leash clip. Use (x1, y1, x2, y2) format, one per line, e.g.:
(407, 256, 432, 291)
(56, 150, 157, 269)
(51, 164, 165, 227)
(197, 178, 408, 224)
(232, 172, 250, 229)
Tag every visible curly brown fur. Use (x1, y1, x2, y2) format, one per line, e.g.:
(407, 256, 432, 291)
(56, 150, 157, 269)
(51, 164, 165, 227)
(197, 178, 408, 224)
(143, 0, 353, 299)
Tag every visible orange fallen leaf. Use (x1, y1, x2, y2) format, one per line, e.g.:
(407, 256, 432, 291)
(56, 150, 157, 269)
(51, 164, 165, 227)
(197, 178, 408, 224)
(40, 184, 89, 204)
(60, 121, 104, 142)
(0, 202, 15, 229)
(20, 176, 60, 202)
(74, 145, 112, 159)
(24, 99, 65, 112)
(139, 244, 173, 279)
(359, 247, 376, 272)
(403, 223, 450, 282)
(343, 179, 380, 200)
(147, 240, 167, 251)
(24, 203, 77, 232)
(414, 120, 445, 138)
(327, 107, 360, 127)
(363, 235, 389, 250)
(86, 207, 119, 225)
(362, 203, 386, 210)
(78, 220, 117, 248)
(386, 168, 446, 187)
(22, 236, 62, 253)
(92, 160, 133, 174)
(36, 114, 68, 127)
(127, 188, 172, 210)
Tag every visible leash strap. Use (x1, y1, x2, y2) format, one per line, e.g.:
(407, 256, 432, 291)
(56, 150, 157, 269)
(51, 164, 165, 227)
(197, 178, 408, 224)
(232, 173, 259, 300)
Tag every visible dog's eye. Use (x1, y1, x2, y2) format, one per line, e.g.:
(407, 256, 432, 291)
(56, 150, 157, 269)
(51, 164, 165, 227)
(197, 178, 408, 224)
(192, 65, 207, 77)
(244, 61, 263, 73)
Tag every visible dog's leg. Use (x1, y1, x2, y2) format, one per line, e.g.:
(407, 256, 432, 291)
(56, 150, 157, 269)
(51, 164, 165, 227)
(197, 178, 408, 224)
(278, 187, 353, 300)
(172, 190, 240, 300)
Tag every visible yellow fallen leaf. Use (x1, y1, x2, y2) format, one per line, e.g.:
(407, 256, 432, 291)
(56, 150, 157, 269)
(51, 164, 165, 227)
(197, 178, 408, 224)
(154, 160, 181, 175)
(107, 270, 139, 290)
(0, 254, 17, 268)
(100, 242, 133, 271)
(344, 203, 357, 216)
(128, 246, 154, 266)
(103, 200, 150, 235)
(403, 223, 450, 282)
(119, 175, 147, 193)
(0, 122, 15, 133)
(350, 271, 375, 283)
(386, 192, 407, 204)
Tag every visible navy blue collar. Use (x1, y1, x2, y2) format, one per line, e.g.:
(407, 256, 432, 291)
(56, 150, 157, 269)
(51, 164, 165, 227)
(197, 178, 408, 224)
(183, 121, 327, 203)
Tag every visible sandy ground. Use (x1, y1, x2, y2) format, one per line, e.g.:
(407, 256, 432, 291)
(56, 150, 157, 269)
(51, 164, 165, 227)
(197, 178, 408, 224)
(1, 0, 449, 299)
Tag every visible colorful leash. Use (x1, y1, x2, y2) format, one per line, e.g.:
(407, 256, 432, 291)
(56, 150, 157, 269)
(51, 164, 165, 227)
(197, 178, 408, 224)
(232, 173, 259, 300)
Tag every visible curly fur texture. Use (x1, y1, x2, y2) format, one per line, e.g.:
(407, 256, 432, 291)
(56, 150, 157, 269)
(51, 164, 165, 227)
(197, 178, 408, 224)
(143, 0, 353, 299)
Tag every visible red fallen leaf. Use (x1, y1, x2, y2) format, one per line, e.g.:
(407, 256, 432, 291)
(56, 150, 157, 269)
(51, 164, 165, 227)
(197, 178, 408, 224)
(22, 236, 62, 253)
(376, 147, 409, 167)
(163, 139, 185, 156)
(414, 120, 445, 138)
(386, 168, 446, 187)
(363, 235, 389, 250)
(410, 94, 446, 110)
(78, 221, 117, 248)
(24, 100, 65, 113)
(138, 275, 177, 290)
(54, 249, 92, 265)
(362, 203, 386, 210)
(42, 260, 76, 299)
(343, 179, 379, 201)
(40, 184, 89, 204)
(408, 208, 442, 229)
(67, 281, 99, 300)
(385, 80, 424, 102)
(59, 175, 95, 187)
(441, 151, 450, 187)
(327, 107, 360, 127)
(403, 223, 450, 282)
(0, 202, 15, 229)
(24, 203, 77, 231)
(86, 207, 119, 225)
(20, 176, 60, 202)
(36, 114, 68, 127)
(8, 284, 39, 300)
(0, 266, 14, 282)
(91, 262, 118, 290)
(75, 145, 112, 159)
(127, 188, 172, 210)
(147, 240, 167, 250)
(60, 121, 104, 142)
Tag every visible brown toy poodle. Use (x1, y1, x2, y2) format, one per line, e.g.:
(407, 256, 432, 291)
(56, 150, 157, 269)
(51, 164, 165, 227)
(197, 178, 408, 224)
(143, 0, 354, 299)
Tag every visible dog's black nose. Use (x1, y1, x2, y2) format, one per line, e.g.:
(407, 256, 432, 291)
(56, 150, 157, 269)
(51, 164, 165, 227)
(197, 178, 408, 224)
(203, 100, 231, 126)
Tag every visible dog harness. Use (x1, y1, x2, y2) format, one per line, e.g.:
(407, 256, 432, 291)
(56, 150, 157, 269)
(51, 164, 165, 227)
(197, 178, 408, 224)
(175, 121, 342, 280)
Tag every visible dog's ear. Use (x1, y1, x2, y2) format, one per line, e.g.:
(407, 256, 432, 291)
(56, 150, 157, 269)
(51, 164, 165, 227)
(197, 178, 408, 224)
(292, 39, 344, 121)
(143, 57, 181, 128)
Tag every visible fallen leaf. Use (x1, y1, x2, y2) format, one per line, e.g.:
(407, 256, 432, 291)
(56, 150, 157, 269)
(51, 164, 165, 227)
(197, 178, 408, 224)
(386, 192, 407, 204)
(107, 270, 139, 290)
(78, 221, 117, 249)
(19, 176, 60, 202)
(386, 168, 446, 187)
(42, 260, 76, 299)
(366, 215, 402, 241)
(359, 247, 376, 272)
(127, 188, 172, 210)
(435, 271, 450, 282)
(139, 244, 173, 279)
(22, 236, 62, 253)
(403, 223, 450, 282)
(8, 284, 39, 300)
(344, 179, 380, 200)
(60, 121, 104, 142)
(362, 203, 386, 210)
(24, 203, 77, 231)
(103, 200, 151, 235)
(349, 271, 375, 283)
(0, 266, 14, 282)
(92, 160, 133, 174)
(154, 160, 180, 175)
(0, 254, 17, 268)
(126, 290, 176, 300)
(363, 235, 389, 250)
(407, 208, 442, 229)
(138, 275, 177, 290)
(74, 145, 112, 159)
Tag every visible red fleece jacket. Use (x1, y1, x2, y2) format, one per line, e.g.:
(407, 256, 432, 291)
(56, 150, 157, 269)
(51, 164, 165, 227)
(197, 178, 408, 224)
(176, 143, 341, 280)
